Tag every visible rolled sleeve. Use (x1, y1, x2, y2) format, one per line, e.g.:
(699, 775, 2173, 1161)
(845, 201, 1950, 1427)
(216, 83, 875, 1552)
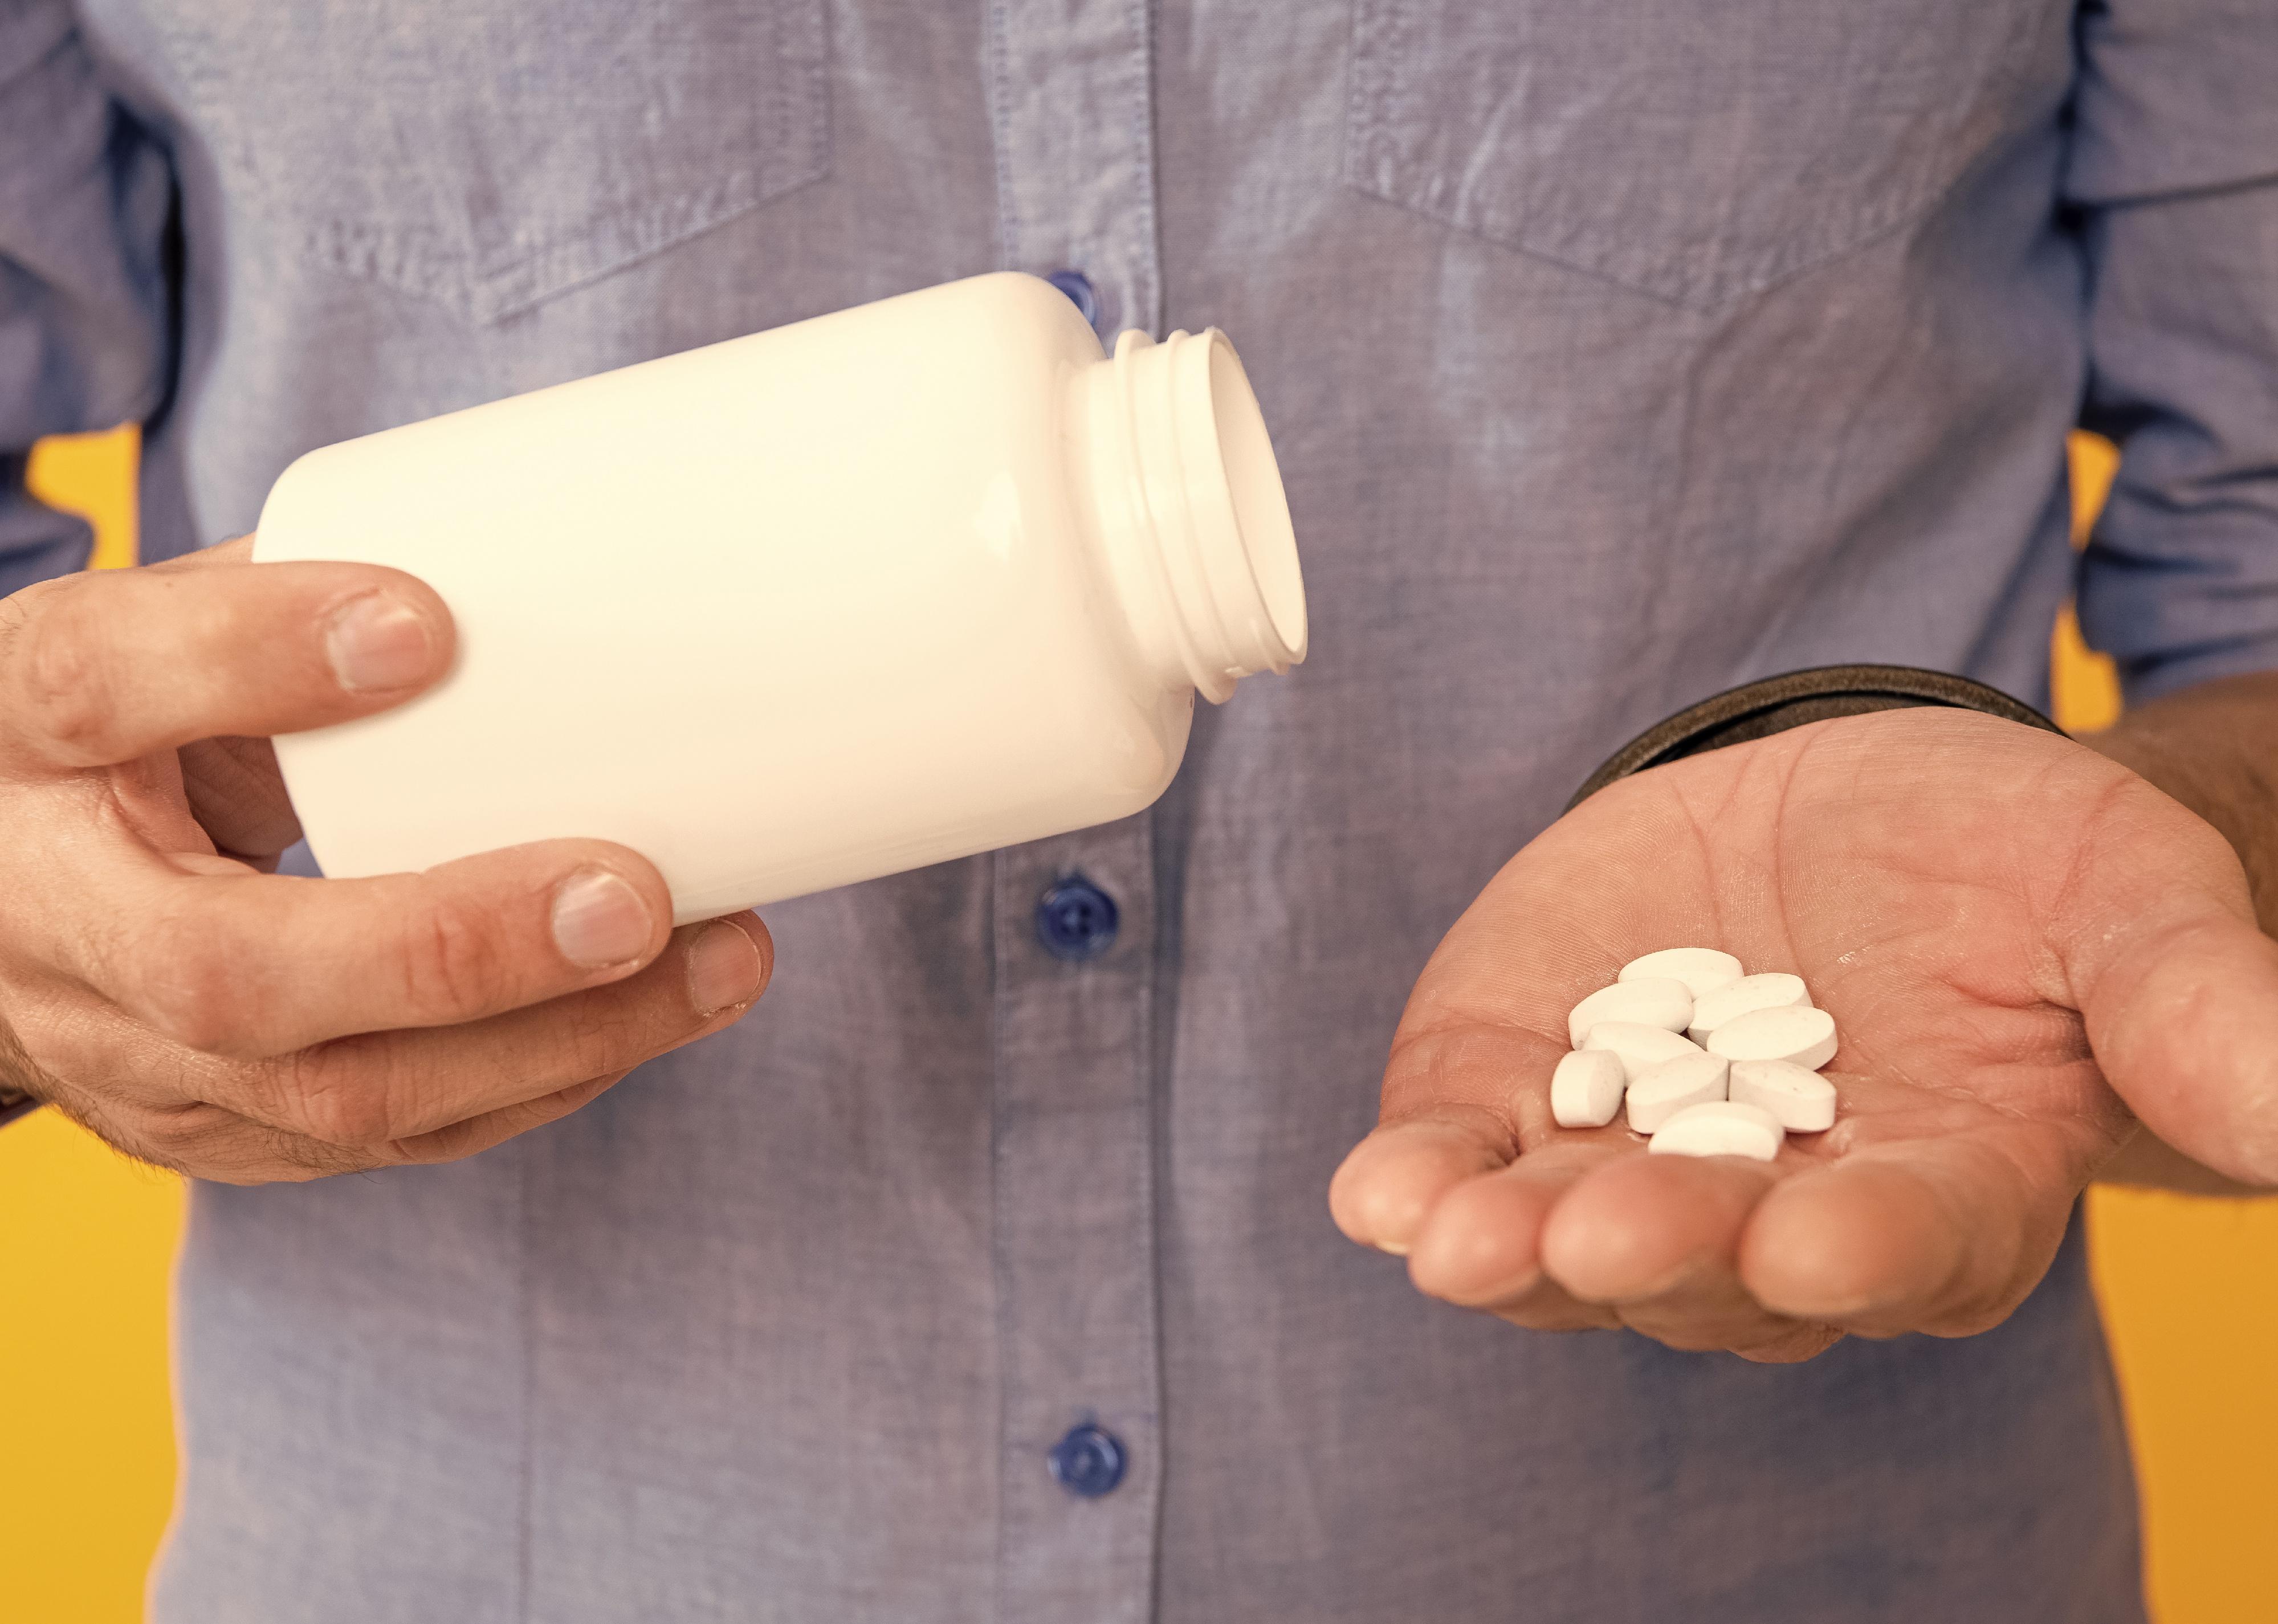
(2068, 0, 2278, 703)
(0, 0, 174, 597)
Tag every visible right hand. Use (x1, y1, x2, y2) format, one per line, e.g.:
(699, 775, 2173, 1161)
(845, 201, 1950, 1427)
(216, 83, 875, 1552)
(0, 538, 771, 1183)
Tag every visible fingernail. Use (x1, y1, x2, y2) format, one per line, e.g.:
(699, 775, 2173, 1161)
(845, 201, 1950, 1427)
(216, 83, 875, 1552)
(326, 591, 436, 692)
(551, 870, 653, 969)
(687, 921, 764, 1015)
(1373, 1240, 1411, 1258)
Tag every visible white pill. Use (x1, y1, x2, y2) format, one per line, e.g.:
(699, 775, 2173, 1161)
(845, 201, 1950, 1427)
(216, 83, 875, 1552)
(1728, 1058, 1838, 1132)
(1566, 977, 1693, 1048)
(1648, 1100, 1786, 1161)
(1685, 972, 1811, 1041)
(1706, 1005, 1839, 1071)
(1583, 1022, 1705, 1083)
(1550, 1049, 1628, 1128)
(1619, 947, 1744, 998)
(1623, 1051, 1730, 1133)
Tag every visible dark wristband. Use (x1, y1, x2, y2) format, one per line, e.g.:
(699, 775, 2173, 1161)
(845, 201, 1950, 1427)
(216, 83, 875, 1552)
(1568, 663, 2064, 811)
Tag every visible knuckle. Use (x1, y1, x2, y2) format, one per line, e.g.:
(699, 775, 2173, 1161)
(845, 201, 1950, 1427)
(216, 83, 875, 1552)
(397, 893, 514, 1018)
(271, 1039, 403, 1148)
(115, 907, 271, 1056)
(560, 994, 655, 1072)
(131, 952, 251, 1055)
(9, 584, 119, 762)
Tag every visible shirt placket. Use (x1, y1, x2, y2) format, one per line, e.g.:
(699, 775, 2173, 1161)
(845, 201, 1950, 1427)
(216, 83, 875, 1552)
(986, 11, 1166, 1617)
(991, 819, 1163, 1622)
(986, 0, 1164, 340)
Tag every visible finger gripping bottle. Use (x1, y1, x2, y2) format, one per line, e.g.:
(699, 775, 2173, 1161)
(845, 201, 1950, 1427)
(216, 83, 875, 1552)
(253, 273, 1307, 922)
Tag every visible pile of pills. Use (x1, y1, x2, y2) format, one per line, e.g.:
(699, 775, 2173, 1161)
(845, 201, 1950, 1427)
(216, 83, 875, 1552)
(1550, 948, 1837, 1161)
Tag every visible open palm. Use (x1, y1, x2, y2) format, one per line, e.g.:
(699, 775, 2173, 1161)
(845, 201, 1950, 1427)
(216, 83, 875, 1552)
(1331, 707, 2278, 1360)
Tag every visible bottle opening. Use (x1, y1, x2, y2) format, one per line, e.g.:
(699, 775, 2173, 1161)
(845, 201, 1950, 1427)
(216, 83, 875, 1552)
(1072, 325, 1310, 701)
(1206, 336, 1309, 664)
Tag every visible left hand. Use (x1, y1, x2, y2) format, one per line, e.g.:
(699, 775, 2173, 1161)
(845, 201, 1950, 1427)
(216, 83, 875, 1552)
(1329, 707, 2278, 1361)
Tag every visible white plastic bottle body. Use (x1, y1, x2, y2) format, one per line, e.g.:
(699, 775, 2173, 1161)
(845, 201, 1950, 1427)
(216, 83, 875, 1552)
(254, 274, 1303, 922)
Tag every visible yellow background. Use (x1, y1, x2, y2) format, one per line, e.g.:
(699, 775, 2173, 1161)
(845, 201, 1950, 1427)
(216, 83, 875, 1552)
(3, 429, 2275, 1619)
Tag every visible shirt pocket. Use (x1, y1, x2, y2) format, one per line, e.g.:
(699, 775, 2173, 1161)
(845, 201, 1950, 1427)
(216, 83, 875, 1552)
(155, 1, 829, 325)
(1343, 0, 2043, 313)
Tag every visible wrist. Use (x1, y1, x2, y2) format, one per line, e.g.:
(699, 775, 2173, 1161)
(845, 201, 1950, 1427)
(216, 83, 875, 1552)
(1572, 663, 2061, 807)
(2083, 671, 2278, 936)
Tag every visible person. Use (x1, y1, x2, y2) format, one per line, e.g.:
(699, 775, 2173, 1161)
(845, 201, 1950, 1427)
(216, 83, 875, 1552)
(3, 2, 2273, 1618)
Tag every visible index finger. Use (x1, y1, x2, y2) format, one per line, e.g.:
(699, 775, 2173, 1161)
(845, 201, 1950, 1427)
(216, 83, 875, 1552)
(66, 837, 677, 1058)
(0, 537, 454, 770)
(1329, 1022, 1557, 1253)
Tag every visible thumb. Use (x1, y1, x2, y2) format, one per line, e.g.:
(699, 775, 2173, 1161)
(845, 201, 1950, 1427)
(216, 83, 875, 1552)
(2062, 791, 2278, 1185)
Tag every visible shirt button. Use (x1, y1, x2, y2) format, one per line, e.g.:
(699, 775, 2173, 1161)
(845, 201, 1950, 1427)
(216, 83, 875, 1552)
(1044, 267, 1099, 328)
(1034, 875, 1119, 961)
(1048, 1423, 1126, 1499)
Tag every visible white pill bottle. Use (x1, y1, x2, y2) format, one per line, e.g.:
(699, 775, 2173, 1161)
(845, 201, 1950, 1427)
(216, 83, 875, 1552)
(254, 273, 1307, 922)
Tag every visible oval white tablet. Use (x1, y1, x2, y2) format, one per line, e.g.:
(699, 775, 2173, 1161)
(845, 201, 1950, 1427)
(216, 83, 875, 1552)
(1623, 1051, 1730, 1133)
(1583, 1022, 1705, 1083)
(1706, 1005, 1838, 1071)
(1618, 947, 1743, 998)
(1648, 1100, 1784, 1161)
(1686, 972, 1811, 1041)
(1728, 1058, 1837, 1132)
(1550, 1048, 1628, 1128)
(1566, 978, 1693, 1048)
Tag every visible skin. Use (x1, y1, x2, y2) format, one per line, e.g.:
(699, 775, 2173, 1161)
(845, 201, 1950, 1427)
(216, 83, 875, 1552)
(1330, 697, 2278, 1362)
(9, 537, 2268, 1352)
(0, 539, 771, 1183)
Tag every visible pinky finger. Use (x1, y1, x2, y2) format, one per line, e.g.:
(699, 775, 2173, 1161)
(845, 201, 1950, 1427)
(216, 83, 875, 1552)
(389, 1070, 632, 1165)
(1728, 1323, 1847, 1365)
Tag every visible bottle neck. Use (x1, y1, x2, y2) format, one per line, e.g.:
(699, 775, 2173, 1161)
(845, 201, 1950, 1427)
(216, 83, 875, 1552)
(1069, 328, 1308, 702)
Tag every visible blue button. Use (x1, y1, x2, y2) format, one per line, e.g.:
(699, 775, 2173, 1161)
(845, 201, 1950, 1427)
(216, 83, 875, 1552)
(1049, 1423, 1126, 1499)
(1034, 875, 1118, 961)
(1045, 268, 1099, 328)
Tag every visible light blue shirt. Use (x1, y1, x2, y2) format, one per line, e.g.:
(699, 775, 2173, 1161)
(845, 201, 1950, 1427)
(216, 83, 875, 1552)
(10, 2, 2277, 1618)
